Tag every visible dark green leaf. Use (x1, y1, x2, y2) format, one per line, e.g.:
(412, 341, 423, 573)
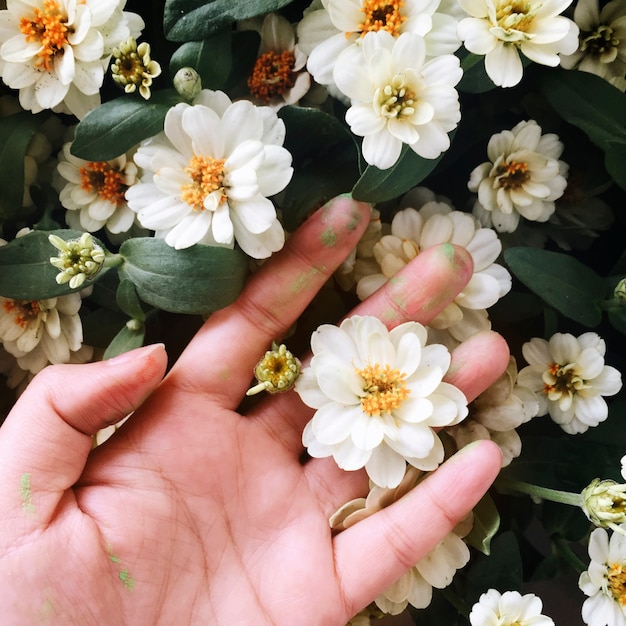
(0, 229, 106, 300)
(604, 140, 626, 190)
(169, 30, 232, 89)
(82, 306, 131, 349)
(609, 307, 626, 336)
(504, 247, 605, 327)
(0, 111, 50, 221)
(118, 238, 248, 314)
(103, 322, 145, 359)
(116, 279, 145, 321)
(458, 53, 497, 94)
(164, 0, 292, 42)
(465, 492, 501, 555)
(71, 91, 181, 161)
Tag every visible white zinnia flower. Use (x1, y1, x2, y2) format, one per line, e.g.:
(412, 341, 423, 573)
(296, 315, 468, 488)
(560, 0, 626, 89)
(0, 0, 144, 118)
(468, 120, 569, 233)
(356, 191, 511, 344)
(517, 332, 623, 434)
(56, 141, 139, 236)
(333, 30, 462, 169)
(579, 525, 626, 626)
(297, 0, 462, 96)
(469, 589, 555, 625)
(457, 0, 579, 87)
(125, 89, 293, 258)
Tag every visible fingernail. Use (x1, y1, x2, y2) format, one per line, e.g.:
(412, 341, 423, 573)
(106, 343, 165, 366)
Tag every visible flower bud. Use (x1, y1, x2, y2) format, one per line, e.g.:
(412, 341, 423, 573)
(614, 278, 626, 304)
(581, 478, 626, 533)
(49, 232, 106, 289)
(173, 67, 202, 101)
(246, 341, 301, 396)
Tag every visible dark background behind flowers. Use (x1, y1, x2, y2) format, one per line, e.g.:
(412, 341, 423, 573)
(0, 0, 625, 624)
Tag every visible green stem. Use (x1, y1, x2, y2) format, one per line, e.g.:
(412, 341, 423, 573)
(554, 536, 588, 574)
(494, 477, 583, 507)
(103, 253, 123, 268)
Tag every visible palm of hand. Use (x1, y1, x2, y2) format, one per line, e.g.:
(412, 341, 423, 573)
(0, 198, 508, 625)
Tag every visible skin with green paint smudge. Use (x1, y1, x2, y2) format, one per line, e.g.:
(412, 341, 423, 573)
(119, 570, 135, 590)
(290, 266, 326, 294)
(320, 227, 337, 247)
(20, 473, 35, 514)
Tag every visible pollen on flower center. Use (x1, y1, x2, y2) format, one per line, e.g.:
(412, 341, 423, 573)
(358, 0, 407, 37)
(248, 50, 297, 102)
(19, 0, 71, 71)
(180, 155, 227, 212)
(581, 25, 621, 61)
(542, 361, 589, 399)
(80, 162, 128, 207)
(494, 0, 535, 33)
(607, 562, 626, 605)
(375, 74, 416, 119)
(2, 299, 42, 329)
(356, 362, 410, 416)
(495, 160, 530, 189)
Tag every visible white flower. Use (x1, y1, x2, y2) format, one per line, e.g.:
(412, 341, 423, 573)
(56, 141, 139, 236)
(469, 589, 555, 625)
(457, 0, 579, 87)
(0, 292, 90, 374)
(0, 0, 144, 118)
(125, 89, 293, 258)
(356, 191, 511, 344)
(469, 120, 569, 233)
(296, 315, 468, 488)
(446, 356, 540, 466)
(333, 30, 462, 169)
(579, 525, 626, 626)
(297, 0, 462, 95)
(622, 454, 626, 481)
(518, 332, 623, 434)
(560, 0, 626, 89)
(246, 12, 311, 109)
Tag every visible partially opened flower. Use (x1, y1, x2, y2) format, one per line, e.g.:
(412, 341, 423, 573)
(579, 525, 626, 626)
(469, 120, 569, 233)
(333, 30, 463, 169)
(296, 315, 468, 488)
(0, 0, 144, 118)
(457, 0, 579, 87)
(469, 589, 555, 625)
(110, 36, 162, 100)
(126, 89, 293, 258)
(518, 331, 623, 434)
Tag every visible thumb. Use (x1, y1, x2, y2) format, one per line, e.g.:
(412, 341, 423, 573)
(0, 343, 167, 525)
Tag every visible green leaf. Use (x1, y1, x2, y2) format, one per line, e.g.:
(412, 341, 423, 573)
(458, 53, 497, 94)
(116, 279, 145, 321)
(169, 30, 232, 89)
(352, 138, 451, 204)
(0, 111, 50, 221)
(465, 492, 501, 555)
(103, 322, 145, 359)
(71, 90, 181, 161)
(118, 238, 248, 314)
(604, 140, 626, 190)
(164, 0, 293, 42)
(504, 247, 605, 327)
(0, 229, 106, 300)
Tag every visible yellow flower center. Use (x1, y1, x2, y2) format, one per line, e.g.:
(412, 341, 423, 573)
(494, 0, 535, 35)
(581, 24, 621, 62)
(542, 361, 589, 400)
(355, 363, 410, 416)
(607, 562, 626, 606)
(180, 155, 227, 212)
(495, 160, 530, 190)
(2, 299, 42, 329)
(375, 73, 416, 119)
(80, 162, 127, 207)
(19, 0, 78, 71)
(247, 50, 297, 102)
(358, 0, 407, 37)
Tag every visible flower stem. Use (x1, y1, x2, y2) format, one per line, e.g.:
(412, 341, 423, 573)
(103, 253, 123, 268)
(553, 536, 588, 573)
(494, 477, 583, 507)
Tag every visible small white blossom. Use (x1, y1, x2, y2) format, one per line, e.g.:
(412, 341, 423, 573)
(469, 589, 555, 625)
(579, 525, 626, 626)
(333, 30, 462, 169)
(518, 332, 622, 434)
(296, 315, 468, 488)
(126, 89, 293, 258)
(457, 0, 579, 87)
(469, 120, 569, 233)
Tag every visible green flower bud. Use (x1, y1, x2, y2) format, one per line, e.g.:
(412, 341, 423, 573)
(581, 478, 626, 533)
(49, 232, 105, 289)
(173, 67, 202, 101)
(614, 278, 626, 303)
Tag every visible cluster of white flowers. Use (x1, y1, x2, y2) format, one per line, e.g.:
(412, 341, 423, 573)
(469, 589, 555, 625)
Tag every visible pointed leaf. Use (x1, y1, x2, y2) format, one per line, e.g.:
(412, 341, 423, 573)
(116, 279, 145, 321)
(104, 322, 146, 359)
(465, 492, 500, 555)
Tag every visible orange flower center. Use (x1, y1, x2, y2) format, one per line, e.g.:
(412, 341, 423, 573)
(495, 160, 530, 190)
(180, 155, 226, 211)
(355, 362, 410, 416)
(80, 162, 127, 207)
(19, 0, 74, 71)
(358, 0, 407, 37)
(607, 562, 626, 606)
(248, 50, 297, 102)
(2, 299, 41, 329)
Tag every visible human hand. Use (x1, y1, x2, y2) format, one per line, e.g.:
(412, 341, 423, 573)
(0, 196, 510, 625)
